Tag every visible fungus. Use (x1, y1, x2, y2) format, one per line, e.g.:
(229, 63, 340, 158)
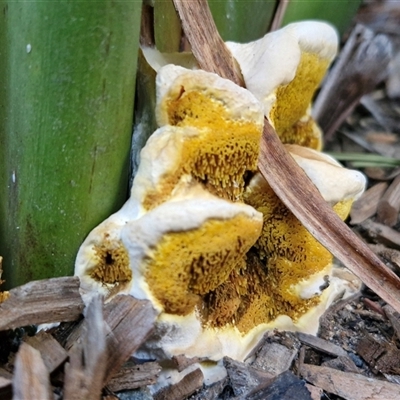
(125, 194, 262, 316)
(0, 258, 9, 303)
(226, 21, 338, 149)
(135, 145, 365, 369)
(131, 65, 264, 209)
(74, 44, 366, 383)
(238, 145, 366, 332)
(75, 66, 264, 300)
(75, 200, 141, 299)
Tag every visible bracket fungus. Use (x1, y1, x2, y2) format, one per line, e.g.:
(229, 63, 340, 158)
(76, 65, 265, 304)
(227, 21, 338, 150)
(75, 21, 366, 387)
(132, 65, 264, 209)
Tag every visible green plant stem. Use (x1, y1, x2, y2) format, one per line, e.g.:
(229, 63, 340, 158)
(0, 2, 142, 288)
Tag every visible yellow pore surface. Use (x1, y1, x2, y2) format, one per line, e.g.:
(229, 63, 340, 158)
(144, 91, 261, 208)
(218, 179, 353, 333)
(144, 213, 262, 316)
(269, 52, 330, 150)
(90, 240, 132, 287)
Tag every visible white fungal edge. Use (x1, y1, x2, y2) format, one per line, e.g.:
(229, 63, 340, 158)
(286, 144, 367, 204)
(226, 21, 338, 116)
(130, 125, 201, 208)
(155, 64, 264, 128)
(74, 197, 141, 300)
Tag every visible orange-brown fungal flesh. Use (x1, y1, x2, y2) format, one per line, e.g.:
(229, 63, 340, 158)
(89, 240, 132, 286)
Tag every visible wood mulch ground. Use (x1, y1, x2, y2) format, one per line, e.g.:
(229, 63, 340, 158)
(1, 1, 400, 399)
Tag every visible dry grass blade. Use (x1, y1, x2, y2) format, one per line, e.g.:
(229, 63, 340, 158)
(172, 0, 400, 313)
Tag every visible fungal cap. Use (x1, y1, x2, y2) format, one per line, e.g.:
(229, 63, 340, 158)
(141, 262, 360, 366)
(132, 66, 264, 209)
(74, 199, 141, 300)
(226, 21, 338, 149)
(286, 144, 367, 205)
(124, 193, 263, 316)
(155, 64, 264, 128)
(242, 146, 366, 329)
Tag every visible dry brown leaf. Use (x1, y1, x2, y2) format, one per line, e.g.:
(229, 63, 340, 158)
(172, 0, 400, 314)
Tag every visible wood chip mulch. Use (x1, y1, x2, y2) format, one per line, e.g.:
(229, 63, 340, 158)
(1, 276, 400, 399)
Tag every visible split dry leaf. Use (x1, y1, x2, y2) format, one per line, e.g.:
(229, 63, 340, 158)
(154, 368, 204, 400)
(350, 181, 388, 225)
(313, 24, 392, 141)
(360, 220, 400, 249)
(377, 174, 400, 226)
(172, 0, 400, 314)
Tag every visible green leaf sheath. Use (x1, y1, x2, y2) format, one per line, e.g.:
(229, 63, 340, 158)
(0, 2, 142, 288)
(282, 0, 362, 36)
(154, 0, 182, 52)
(208, 0, 276, 42)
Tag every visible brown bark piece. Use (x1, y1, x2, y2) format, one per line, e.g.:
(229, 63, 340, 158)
(64, 295, 107, 400)
(350, 182, 388, 225)
(0, 277, 84, 331)
(370, 245, 400, 271)
(172, 354, 206, 373)
(377, 175, 400, 226)
(63, 295, 156, 388)
(297, 332, 347, 357)
(102, 295, 157, 384)
(189, 378, 228, 400)
(383, 304, 400, 340)
(0, 376, 11, 388)
(154, 368, 204, 400)
(12, 342, 52, 400)
(107, 361, 161, 392)
(23, 331, 68, 373)
(223, 357, 274, 397)
(305, 383, 323, 400)
(301, 364, 400, 400)
(0, 368, 12, 380)
(252, 334, 300, 376)
(0, 367, 12, 398)
(63, 342, 88, 400)
(357, 334, 400, 375)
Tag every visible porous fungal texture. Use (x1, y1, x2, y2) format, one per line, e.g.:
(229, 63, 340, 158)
(132, 65, 264, 209)
(75, 23, 366, 366)
(239, 145, 366, 332)
(75, 66, 264, 309)
(226, 21, 338, 150)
